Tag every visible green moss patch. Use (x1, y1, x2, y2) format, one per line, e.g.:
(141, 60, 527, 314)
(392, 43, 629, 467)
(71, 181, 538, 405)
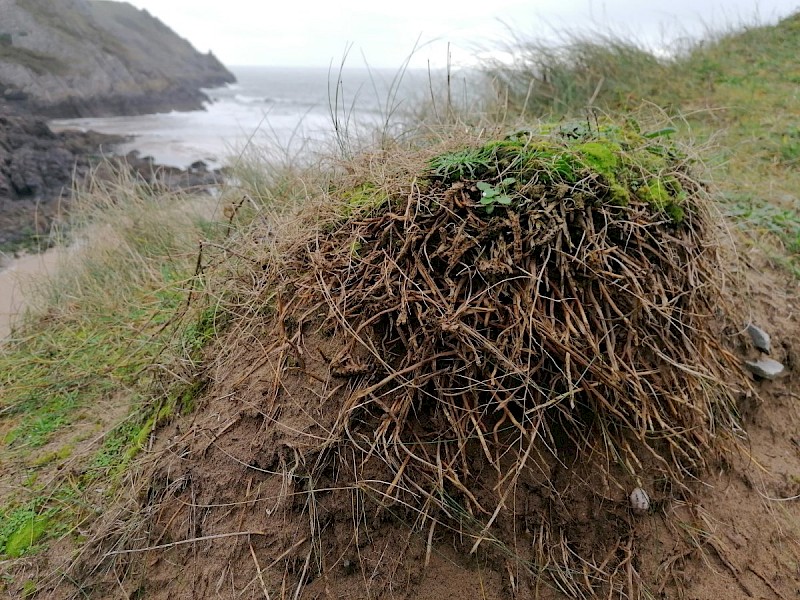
(4, 514, 53, 557)
(0, 504, 58, 558)
(427, 120, 689, 223)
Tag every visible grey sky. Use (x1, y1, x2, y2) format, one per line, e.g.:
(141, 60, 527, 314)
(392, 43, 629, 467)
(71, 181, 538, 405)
(121, 0, 799, 68)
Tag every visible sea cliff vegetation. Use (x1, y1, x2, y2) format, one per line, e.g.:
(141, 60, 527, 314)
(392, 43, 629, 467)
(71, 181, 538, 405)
(1, 11, 799, 600)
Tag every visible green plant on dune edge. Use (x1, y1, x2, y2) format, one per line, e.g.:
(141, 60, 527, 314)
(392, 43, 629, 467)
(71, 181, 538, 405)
(0, 170, 229, 561)
(427, 119, 687, 222)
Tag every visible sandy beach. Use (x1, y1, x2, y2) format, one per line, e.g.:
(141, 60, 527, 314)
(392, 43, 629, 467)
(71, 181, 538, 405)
(0, 249, 62, 339)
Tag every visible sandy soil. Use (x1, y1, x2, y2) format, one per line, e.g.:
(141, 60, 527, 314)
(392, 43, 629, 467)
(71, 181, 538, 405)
(0, 249, 63, 339)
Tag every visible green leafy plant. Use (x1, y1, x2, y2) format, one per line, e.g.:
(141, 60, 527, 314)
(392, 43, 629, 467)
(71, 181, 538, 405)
(476, 177, 517, 214)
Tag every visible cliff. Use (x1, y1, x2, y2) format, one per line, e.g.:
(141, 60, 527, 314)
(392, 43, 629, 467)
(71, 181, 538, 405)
(0, 0, 236, 118)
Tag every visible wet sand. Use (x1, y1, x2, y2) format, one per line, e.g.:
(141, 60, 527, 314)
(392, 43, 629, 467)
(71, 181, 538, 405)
(0, 249, 63, 339)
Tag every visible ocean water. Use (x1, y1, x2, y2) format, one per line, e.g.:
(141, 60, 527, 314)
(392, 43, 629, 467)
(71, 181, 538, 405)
(50, 66, 435, 168)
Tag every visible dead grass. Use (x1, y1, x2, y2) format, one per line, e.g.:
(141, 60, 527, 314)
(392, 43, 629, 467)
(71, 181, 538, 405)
(0, 161, 225, 580)
(58, 115, 761, 600)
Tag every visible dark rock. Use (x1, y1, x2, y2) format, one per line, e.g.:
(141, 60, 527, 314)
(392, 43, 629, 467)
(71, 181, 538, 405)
(3, 89, 27, 102)
(0, 100, 119, 248)
(0, 97, 226, 250)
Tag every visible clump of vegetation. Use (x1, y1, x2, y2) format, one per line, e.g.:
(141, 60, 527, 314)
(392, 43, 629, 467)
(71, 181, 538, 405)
(429, 120, 687, 221)
(5, 12, 800, 599)
(481, 11, 800, 272)
(483, 32, 677, 117)
(103, 117, 750, 598)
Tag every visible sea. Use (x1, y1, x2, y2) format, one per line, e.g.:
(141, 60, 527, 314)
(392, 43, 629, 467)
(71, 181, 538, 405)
(50, 66, 444, 169)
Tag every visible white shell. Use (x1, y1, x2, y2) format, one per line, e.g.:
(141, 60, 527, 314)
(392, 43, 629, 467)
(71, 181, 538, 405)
(629, 487, 650, 513)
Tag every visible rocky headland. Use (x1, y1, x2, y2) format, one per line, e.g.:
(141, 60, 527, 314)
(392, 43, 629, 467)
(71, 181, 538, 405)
(0, 0, 235, 118)
(0, 0, 235, 251)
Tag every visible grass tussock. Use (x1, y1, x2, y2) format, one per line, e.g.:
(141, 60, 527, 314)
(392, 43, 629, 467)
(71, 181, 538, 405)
(484, 31, 675, 118)
(4, 12, 800, 598)
(82, 116, 755, 599)
(481, 11, 800, 273)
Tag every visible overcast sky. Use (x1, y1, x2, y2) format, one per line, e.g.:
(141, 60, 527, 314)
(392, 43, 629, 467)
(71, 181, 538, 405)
(121, 0, 799, 68)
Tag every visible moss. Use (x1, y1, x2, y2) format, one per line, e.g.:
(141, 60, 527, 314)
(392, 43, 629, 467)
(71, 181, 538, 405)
(638, 178, 671, 207)
(609, 183, 631, 204)
(427, 120, 688, 223)
(575, 140, 629, 203)
(665, 203, 686, 223)
(637, 177, 686, 223)
(340, 183, 390, 217)
(575, 141, 621, 173)
(22, 580, 38, 599)
(4, 513, 52, 557)
(32, 445, 74, 468)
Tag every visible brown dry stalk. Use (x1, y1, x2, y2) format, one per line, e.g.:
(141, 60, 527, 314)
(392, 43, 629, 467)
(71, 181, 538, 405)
(146, 134, 753, 599)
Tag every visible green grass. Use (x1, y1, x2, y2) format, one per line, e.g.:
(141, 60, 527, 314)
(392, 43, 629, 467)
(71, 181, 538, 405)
(482, 11, 800, 269)
(0, 167, 228, 559)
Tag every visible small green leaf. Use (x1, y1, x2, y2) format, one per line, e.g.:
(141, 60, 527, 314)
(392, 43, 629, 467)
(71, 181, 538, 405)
(497, 195, 512, 205)
(643, 127, 676, 139)
(476, 181, 493, 192)
(501, 177, 517, 186)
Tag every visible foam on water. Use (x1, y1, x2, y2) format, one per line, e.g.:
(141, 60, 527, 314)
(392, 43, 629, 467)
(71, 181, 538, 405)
(50, 66, 432, 168)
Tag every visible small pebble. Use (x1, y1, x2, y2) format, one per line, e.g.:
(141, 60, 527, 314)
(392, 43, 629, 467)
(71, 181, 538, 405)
(630, 487, 650, 513)
(745, 323, 771, 354)
(744, 357, 785, 380)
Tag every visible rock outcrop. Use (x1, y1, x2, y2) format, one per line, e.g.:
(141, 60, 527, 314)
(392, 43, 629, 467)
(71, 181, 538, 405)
(0, 100, 225, 251)
(0, 0, 236, 118)
(0, 99, 123, 249)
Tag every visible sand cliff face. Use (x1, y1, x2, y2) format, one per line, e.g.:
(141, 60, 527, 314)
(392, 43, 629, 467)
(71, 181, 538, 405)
(0, 0, 236, 118)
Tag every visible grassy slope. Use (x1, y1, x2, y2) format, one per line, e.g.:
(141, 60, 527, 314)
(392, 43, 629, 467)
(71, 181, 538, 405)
(681, 15, 800, 266)
(0, 171, 224, 565)
(0, 11, 799, 595)
(488, 11, 800, 269)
